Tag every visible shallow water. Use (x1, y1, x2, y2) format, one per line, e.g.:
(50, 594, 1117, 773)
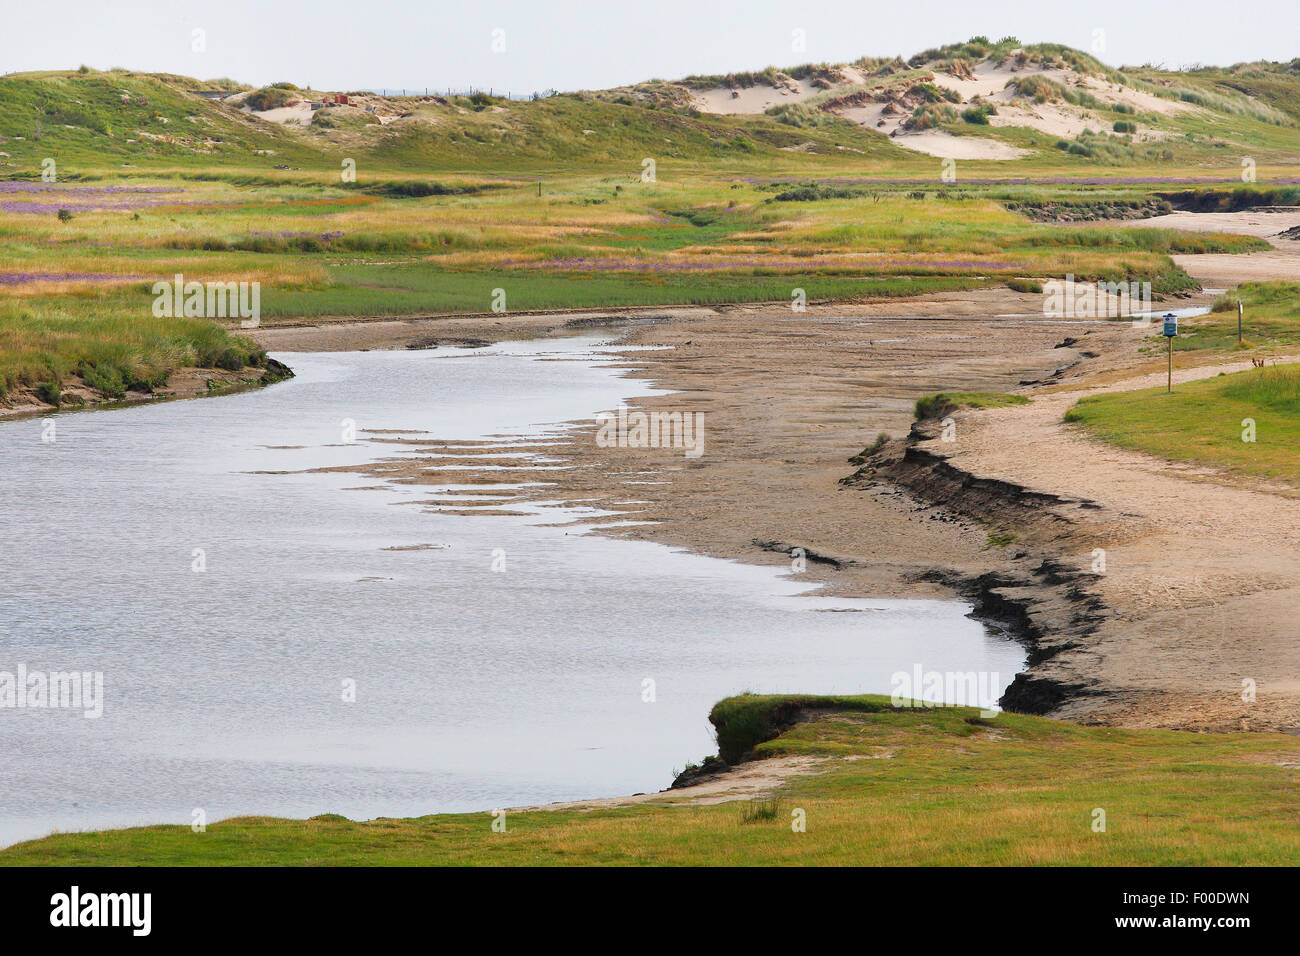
(0, 334, 1024, 846)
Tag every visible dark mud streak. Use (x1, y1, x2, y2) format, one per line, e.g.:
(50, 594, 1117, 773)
(751, 539, 852, 568)
(847, 418, 1114, 717)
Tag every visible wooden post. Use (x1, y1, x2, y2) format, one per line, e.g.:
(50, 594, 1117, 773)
(1168, 334, 1173, 393)
(1238, 300, 1244, 344)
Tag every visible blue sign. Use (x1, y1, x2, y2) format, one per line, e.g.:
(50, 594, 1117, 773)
(1162, 314, 1178, 337)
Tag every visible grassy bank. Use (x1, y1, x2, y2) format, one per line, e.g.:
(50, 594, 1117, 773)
(1066, 283, 1300, 482)
(0, 299, 271, 403)
(915, 390, 1030, 418)
(4, 695, 1297, 866)
(1166, 281, 1300, 354)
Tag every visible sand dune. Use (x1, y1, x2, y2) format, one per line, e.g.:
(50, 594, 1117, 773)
(685, 51, 1204, 161)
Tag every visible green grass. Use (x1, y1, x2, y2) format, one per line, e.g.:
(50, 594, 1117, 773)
(847, 432, 891, 464)
(1065, 364, 1300, 483)
(984, 529, 1019, 549)
(5, 695, 1296, 866)
(1167, 281, 1300, 353)
(3, 168, 1253, 405)
(915, 391, 1030, 419)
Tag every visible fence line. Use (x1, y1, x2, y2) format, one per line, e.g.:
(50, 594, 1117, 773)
(361, 88, 556, 101)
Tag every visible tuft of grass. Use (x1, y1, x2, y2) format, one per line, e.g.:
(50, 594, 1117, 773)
(244, 86, 297, 111)
(984, 529, 1018, 549)
(739, 797, 781, 823)
(33, 381, 61, 406)
(1220, 363, 1300, 413)
(848, 432, 891, 464)
(915, 391, 1029, 419)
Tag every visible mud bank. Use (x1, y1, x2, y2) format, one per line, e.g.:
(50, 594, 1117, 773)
(845, 419, 1114, 717)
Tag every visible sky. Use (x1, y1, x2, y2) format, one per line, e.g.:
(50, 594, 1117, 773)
(2, 0, 1297, 93)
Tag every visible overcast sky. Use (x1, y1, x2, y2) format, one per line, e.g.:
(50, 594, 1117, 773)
(3, 1, 1296, 93)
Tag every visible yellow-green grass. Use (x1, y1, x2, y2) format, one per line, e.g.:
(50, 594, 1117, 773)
(4, 696, 1296, 866)
(0, 56, 1288, 407)
(1065, 363, 1300, 484)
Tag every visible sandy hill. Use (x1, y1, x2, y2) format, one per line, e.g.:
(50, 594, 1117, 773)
(604, 37, 1300, 161)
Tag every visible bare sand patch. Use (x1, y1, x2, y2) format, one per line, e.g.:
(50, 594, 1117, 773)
(888, 130, 1029, 160)
(510, 755, 834, 811)
(1128, 208, 1300, 241)
(692, 78, 821, 114)
(247, 102, 316, 125)
(1175, 250, 1300, 286)
(931, 62, 1069, 101)
(989, 102, 1098, 139)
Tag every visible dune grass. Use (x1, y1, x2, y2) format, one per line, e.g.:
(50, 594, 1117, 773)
(4, 695, 1296, 866)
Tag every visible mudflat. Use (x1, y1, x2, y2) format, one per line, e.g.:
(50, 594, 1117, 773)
(250, 274, 1298, 734)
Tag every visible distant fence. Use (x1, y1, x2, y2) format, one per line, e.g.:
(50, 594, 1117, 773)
(361, 88, 557, 101)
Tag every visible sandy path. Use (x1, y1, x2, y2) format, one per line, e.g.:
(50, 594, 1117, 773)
(1174, 248, 1300, 287)
(926, 357, 1300, 731)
